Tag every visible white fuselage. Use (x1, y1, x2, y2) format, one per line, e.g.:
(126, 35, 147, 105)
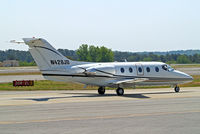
(42, 62, 193, 88)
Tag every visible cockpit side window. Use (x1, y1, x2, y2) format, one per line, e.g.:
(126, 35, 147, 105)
(162, 65, 168, 71)
(162, 64, 174, 72)
(168, 65, 174, 72)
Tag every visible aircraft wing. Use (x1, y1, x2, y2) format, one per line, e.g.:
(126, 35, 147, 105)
(108, 78, 149, 85)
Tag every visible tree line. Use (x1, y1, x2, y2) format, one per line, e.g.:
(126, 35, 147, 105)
(0, 45, 200, 65)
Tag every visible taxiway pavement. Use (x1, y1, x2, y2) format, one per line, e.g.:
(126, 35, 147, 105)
(0, 87, 200, 134)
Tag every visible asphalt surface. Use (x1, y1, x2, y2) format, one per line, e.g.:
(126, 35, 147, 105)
(0, 67, 39, 74)
(0, 67, 43, 83)
(176, 67, 200, 75)
(0, 87, 199, 134)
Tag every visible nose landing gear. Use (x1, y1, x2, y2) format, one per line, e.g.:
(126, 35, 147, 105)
(174, 86, 180, 93)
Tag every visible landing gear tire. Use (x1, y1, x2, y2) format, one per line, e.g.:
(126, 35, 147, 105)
(98, 87, 105, 95)
(174, 86, 180, 93)
(116, 88, 124, 96)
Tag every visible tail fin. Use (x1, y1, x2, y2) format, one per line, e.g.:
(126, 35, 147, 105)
(23, 38, 78, 70)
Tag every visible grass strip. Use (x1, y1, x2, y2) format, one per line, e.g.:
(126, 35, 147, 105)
(0, 72, 41, 76)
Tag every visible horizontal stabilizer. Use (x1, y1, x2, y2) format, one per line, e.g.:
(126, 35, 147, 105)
(10, 40, 24, 44)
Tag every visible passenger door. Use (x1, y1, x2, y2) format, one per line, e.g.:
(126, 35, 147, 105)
(136, 64, 144, 76)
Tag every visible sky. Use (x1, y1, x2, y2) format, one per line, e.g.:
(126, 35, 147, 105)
(0, 0, 200, 52)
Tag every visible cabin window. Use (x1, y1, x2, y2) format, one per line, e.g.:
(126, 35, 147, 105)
(120, 68, 125, 73)
(138, 67, 142, 73)
(155, 67, 159, 72)
(146, 67, 150, 72)
(129, 67, 133, 73)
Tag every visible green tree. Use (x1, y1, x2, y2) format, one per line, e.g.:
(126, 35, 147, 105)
(7, 54, 15, 60)
(98, 46, 114, 62)
(143, 57, 152, 61)
(87, 46, 100, 62)
(76, 44, 114, 62)
(177, 55, 191, 64)
(76, 44, 89, 61)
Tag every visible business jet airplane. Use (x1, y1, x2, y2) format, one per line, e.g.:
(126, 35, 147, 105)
(12, 38, 193, 95)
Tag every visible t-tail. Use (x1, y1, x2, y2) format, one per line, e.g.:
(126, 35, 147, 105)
(23, 38, 85, 71)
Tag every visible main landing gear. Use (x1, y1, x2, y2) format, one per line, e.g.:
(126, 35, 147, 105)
(98, 86, 105, 95)
(174, 86, 180, 93)
(116, 87, 124, 96)
(98, 86, 124, 96)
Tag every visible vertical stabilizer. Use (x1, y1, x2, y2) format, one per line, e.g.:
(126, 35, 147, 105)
(23, 38, 75, 70)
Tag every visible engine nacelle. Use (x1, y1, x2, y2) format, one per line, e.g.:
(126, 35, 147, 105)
(70, 66, 85, 74)
(87, 65, 115, 76)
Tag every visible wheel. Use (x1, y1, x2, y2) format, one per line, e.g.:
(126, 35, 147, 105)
(98, 87, 105, 95)
(174, 86, 180, 93)
(116, 87, 124, 96)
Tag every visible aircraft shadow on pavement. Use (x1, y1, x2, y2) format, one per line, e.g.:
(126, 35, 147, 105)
(14, 90, 192, 102)
(71, 93, 150, 99)
(14, 94, 149, 102)
(14, 97, 72, 102)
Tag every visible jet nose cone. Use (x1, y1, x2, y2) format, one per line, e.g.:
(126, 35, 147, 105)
(174, 70, 193, 81)
(182, 72, 193, 81)
(181, 72, 193, 81)
(187, 75, 193, 81)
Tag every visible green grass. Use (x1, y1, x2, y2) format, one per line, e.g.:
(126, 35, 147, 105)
(0, 72, 41, 76)
(0, 80, 98, 91)
(0, 75, 199, 91)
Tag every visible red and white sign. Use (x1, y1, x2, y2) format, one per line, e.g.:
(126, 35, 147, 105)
(13, 80, 34, 87)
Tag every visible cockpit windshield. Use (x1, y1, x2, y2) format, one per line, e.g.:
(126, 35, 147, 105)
(162, 64, 174, 72)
